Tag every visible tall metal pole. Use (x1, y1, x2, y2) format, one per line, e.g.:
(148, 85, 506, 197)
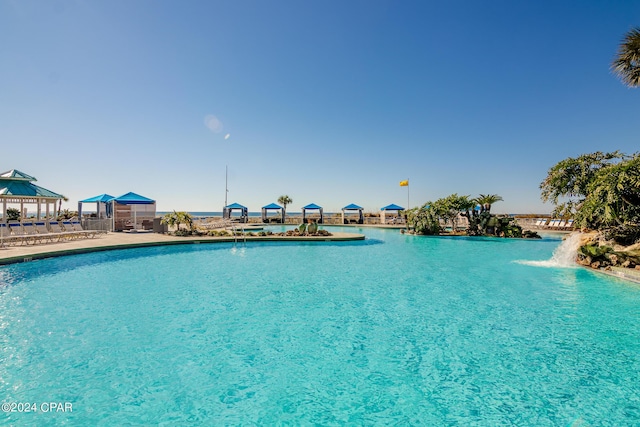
(407, 178, 410, 210)
(224, 165, 228, 207)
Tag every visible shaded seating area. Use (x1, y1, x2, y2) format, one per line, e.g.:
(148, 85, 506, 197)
(0, 169, 110, 247)
(380, 203, 405, 224)
(223, 202, 248, 223)
(0, 169, 73, 247)
(302, 203, 323, 224)
(262, 203, 284, 223)
(1, 169, 65, 222)
(78, 193, 114, 219)
(342, 203, 364, 224)
(109, 192, 156, 232)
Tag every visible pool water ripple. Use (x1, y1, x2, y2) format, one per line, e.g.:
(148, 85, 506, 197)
(1, 228, 640, 425)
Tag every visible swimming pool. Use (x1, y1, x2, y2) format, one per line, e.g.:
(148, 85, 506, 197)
(1, 227, 639, 425)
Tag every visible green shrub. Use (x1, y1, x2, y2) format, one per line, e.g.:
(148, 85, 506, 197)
(6, 208, 20, 221)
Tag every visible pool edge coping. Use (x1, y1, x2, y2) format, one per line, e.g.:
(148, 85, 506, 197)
(0, 234, 366, 266)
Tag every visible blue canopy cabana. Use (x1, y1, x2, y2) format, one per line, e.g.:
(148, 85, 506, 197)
(380, 203, 404, 224)
(109, 192, 156, 231)
(261, 203, 284, 223)
(223, 202, 248, 223)
(78, 193, 114, 219)
(342, 203, 363, 224)
(302, 203, 323, 224)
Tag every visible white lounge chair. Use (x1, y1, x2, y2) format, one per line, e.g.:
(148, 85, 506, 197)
(34, 221, 65, 242)
(73, 220, 104, 236)
(21, 221, 46, 244)
(0, 223, 23, 247)
(70, 220, 102, 237)
(7, 222, 35, 245)
(49, 221, 75, 240)
(547, 219, 559, 228)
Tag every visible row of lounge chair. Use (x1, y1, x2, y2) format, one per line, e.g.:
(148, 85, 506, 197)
(0, 220, 105, 246)
(534, 218, 575, 230)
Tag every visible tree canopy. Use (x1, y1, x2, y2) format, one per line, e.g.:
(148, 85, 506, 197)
(404, 193, 525, 238)
(612, 27, 640, 87)
(540, 151, 640, 229)
(277, 195, 292, 211)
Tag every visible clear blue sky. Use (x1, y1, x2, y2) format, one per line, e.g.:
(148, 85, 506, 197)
(1, 0, 638, 214)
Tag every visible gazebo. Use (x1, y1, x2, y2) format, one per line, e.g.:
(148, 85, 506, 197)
(302, 203, 323, 224)
(109, 192, 156, 231)
(261, 203, 284, 223)
(380, 203, 404, 224)
(0, 169, 65, 222)
(78, 193, 114, 219)
(223, 202, 248, 223)
(342, 203, 364, 224)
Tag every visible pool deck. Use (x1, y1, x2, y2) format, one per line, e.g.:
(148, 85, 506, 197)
(0, 231, 365, 265)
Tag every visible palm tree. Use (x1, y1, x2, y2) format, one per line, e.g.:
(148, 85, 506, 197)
(162, 211, 194, 233)
(475, 194, 503, 213)
(277, 195, 293, 214)
(612, 27, 640, 87)
(176, 211, 194, 231)
(161, 211, 179, 231)
(57, 195, 69, 217)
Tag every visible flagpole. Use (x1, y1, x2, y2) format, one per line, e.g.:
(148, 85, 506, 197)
(224, 165, 228, 207)
(407, 178, 410, 209)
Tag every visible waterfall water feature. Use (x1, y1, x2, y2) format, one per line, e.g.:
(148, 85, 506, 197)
(517, 232, 584, 268)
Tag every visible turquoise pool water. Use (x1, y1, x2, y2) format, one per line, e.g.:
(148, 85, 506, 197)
(1, 227, 639, 425)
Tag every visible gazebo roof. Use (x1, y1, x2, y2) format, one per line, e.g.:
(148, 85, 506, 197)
(225, 202, 247, 210)
(80, 193, 115, 203)
(302, 203, 322, 210)
(380, 203, 404, 211)
(343, 203, 363, 210)
(110, 192, 155, 204)
(0, 169, 64, 199)
(262, 203, 283, 210)
(0, 169, 37, 181)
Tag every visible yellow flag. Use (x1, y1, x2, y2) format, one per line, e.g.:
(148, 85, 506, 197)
(399, 180, 409, 187)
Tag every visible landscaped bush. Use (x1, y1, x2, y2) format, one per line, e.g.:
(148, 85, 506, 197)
(603, 225, 640, 246)
(6, 208, 20, 221)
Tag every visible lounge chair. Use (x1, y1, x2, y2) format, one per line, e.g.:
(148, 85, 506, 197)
(7, 222, 36, 245)
(21, 221, 47, 244)
(547, 219, 559, 228)
(564, 219, 575, 230)
(34, 221, 65, 242)
(70, 220, 101, 237)
(62, 221, 92, 239)
(49, 221, 75, 240)
(0, 223, 23, 247)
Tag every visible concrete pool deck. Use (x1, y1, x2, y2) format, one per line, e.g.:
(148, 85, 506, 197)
(0, 231, 365, 265)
